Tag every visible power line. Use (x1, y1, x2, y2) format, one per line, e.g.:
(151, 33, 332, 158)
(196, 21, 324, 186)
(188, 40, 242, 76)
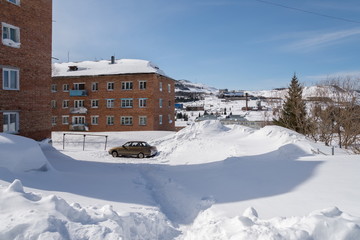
(254, 0, 360, 24)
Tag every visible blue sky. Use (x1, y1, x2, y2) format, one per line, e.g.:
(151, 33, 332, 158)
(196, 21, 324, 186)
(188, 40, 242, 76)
(52, 0, 360, 90)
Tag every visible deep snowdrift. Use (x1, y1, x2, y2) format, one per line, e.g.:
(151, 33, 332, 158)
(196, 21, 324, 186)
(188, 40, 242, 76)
(0, 133, 50, 172)
(0, 122, 359, 239)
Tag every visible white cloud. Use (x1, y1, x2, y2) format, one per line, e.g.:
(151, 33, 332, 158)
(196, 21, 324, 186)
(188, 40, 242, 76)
(285, 28, 360, 51)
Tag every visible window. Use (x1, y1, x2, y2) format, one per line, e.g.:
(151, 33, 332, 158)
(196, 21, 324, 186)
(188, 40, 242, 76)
(73, 83, 85, 90)
(51, 84, 57, 92)
(168, 114, 172, 123)
(122, 81, 133, 90)
(159, 82, 163, 91)
(106, 116, 114, 125)
(63, 84, 69, 92)
(62, 100, 69, 108)
(91, 116, 99, 125)
(159, 115, 163, 125)
(51, 100, 57, 109)
(3, 112, 19, 133)
(7, 0, 20, 5)
(121, 98, 133, 108)
(168, 100, 171, 108)
(51, 116, 57, 126)
(72, 116, 85, 125)
(139, 116, 147, 126)
(2, 68, 19, 90)
(92, 82, 98, 91)
(74, 100, 84, 108)
(159, 98, 163, 108)
(91, 99, 99, 108)
(168, 83, 171, 93)
(106, 99, 115, 108)
(139, 98, 147, 108)
(121, 116, 133, 125)
(62, 116, 69, 125)
(139, 81, 147, 90)
(107, 82, 114, 91)
(2, 23, 20, 48)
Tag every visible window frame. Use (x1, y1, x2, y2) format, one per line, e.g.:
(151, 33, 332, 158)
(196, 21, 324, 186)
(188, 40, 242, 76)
(121, 81, 133, 90)
(91, 115, 99, 125)
(139, 116, 147, 126)
(121, 98, 133, 108)
(121, 116, 133, 126)
(2, 22, 20, 48)
(139, 98, 147, 108)
(107, 82, 114, 91)
(62, 100, 69, 108)
(91, 99, 99, 108)
(106, 99, 115, 108)
(106, 116, 114, 125)
(2, 112, 19, 133)
(63, 84, 69, 92)
(51, 100, 57, 109)
(91, 82, 98, 91)
(74, 100, 84, 108)
(139, 80, 147, 90)
(51, 84, 57, 92)
(51, 116, 57, 126)
(62, 115, 69, 125)
(2, 68, 19, 90)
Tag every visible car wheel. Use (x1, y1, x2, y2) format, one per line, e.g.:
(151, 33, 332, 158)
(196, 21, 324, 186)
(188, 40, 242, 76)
(112, 151, 118, 158)
(138, 153, 144, 158)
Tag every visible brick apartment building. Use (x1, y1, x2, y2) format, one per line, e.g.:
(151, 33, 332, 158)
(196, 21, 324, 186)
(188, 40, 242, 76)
(51, 58, 175, 132)
(0, 0, 52, 140)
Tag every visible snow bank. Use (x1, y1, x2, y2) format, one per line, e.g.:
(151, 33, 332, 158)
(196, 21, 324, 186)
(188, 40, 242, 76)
(155, 121, 321, 164)
(0, 179, 180, 240)
(0, 133, 49, 172)
(181, 207, 360, 240)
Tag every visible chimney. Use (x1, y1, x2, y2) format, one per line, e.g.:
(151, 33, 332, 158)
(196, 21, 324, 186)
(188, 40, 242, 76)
(111, 56, 115, 64)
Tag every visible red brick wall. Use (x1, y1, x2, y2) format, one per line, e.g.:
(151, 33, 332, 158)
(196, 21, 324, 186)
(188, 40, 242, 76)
(51, 73, 175, 132)
(0, 0, 52, 140)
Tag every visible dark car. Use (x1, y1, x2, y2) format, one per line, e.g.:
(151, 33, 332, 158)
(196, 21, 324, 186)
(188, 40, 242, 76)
(108, 141, 157, 158)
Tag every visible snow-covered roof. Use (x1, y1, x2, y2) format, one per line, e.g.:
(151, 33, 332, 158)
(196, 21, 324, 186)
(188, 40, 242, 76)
(52, 59, 167, 77)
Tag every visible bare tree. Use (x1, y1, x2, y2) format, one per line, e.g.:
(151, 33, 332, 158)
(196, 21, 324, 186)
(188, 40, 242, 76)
(309, 76, 360, 150)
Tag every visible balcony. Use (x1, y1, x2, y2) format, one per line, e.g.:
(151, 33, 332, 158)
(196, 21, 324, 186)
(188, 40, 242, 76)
(70, 107, 88, 114)
(69, 124, 88, 131)
(70, 90, 88, 96)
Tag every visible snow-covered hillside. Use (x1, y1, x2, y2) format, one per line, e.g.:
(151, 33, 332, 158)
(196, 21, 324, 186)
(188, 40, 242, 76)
(175, 79, 218, 94)
(1, 123, 360, 239)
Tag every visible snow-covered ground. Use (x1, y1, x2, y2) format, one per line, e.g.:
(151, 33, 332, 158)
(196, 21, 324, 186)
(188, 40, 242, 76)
(1, 122, 360, 239)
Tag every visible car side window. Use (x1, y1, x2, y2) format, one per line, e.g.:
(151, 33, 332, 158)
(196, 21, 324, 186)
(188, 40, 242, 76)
(124, 142, 131, 147)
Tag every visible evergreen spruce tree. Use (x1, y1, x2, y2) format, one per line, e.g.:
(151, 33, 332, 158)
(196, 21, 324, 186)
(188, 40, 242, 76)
(274, 74, 308, 134)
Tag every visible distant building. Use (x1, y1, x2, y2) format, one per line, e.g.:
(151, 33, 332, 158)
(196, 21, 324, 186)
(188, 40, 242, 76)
(0, 0, 52, 140)
(218, 89, 245, 98)
(195, 115, 218, 122)
(220, 115, 267, 129)
(51, 59, 175, 132)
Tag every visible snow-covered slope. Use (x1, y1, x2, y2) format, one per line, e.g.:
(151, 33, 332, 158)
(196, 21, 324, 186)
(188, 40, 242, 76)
(175, 79, 218, 94)
(0, 123, 360, 239)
